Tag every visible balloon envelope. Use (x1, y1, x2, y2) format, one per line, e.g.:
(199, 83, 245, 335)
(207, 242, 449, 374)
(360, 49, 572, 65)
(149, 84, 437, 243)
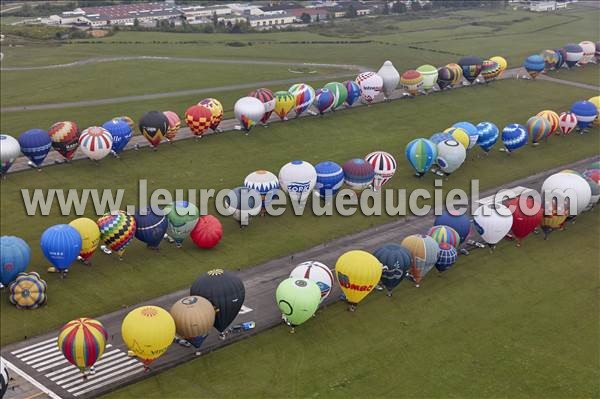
(102, 119, 132, 153)
(58, 318, 108, 372)
(18, 129, 51, 166)
(335, 250, 382, 305)
(289, 261, 334, 302)
(476, 122, 499, 152)
(344, 80, 361, 106)
(0, 135, 20, 174)
(190, 215, 223, 249)
(365, 151, 396, 191)
(249, 88, 276, 124)
(355, 72, 383, 103)
(274, 91, 295, 120)
(288, 83, 315, 116)
(400, 234, 439, 284)
(0, 236, 31, 285)
(473, 204, 513, 245)
(372, 244, 412, 292)
(139, 111, 169, 148)
(323, 82, 348, 110)
(164, 201, 199, 245)
(198, 98, 223, 130)
(97, 211, 136, 256)
(79, 126, 113, 161)
(234, 97, 265, 132)
(342, 158, 374, 192)
(68, 218, 100, 262)
(523, 54, 545, 78)
(40, 224, 82, 271)
(436, 139, 466, 175)
(134, 207, 168, 248)
(416, 64, 438, 90)
(378, 60, 400, 98)
(314, 161, 344, 198)
(502, 124, 528, 152)
(434, 209, 470, 244)
(405, 138, 437, 176)
(505, 196, 542, 242)
(279, 160, 317, 204)
(276, 277, 321, 326)
(185, 105, 213, 137)
(48, 121, 79, 160)
(458, 56, 483, 83)
(121, 306, 175, 365)
(170, 296, 215, 348)
(9, 272, 47, 309)
(570, 101, 598, 129)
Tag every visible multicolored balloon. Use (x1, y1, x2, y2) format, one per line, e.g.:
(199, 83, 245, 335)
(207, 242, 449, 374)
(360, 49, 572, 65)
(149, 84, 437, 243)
(185, 104, 213, 137)
(435, 242, 457, 272)
(452, 121, 479, 150)
(274, 91, 295, 120)
(290, 261, 334, 302)
(489, 56, 507, 77)
(541, 49, 559, 71)
(570, 100, 598, 129)
(578, 41, 595, 65)
(343, 158, 374, 192)
(378, 60, 400, 99)
(343, 80, 361, 106)
(405, 138, 437, 176)
(501, 124, 528, 152)
(480, 59, 500, 82)
(0, 135, 20, 175)
(198, 98, 223, 131)
(68, 218, 100, 264)
(139, 111, 169, 148)
(400, 70, 423, 97)
(523, 54, 545, 79)
(563, 43, 583, 68)
(57, 318, 108, 373)
(288, 83, 315, 116)
(526, 115, 552, 145)
(355, 71, 383, 103)
(244, 170, 280, 207)
(323, 82, 348, 110)
(400, 234, 440, 286)
(444, 127, 470, 150)
(102, 119, 132, 154)
(554, 47, 566, 69)
(314, 88, 335, 114)
(427, 225, 461, 249)
(121, 305, 175, 365)
(457, 56, 483, 83)
(314, 161, 344, 198)
(365, 151, 396, 191)
(18, 129, 51, 167)
(588, 95, 600, 126)
(558, 112, 578, 135)
(416, 64, 438, 91)
(476, 121, 499, 153)
(0, 236, 30, 285)
(9, 272, 47, 309)
(79, 126, 113, 161)
(163, 111, 181, 141)
(40, 224, 82, 272)
(249, 88, 276, 124)
(234, 96, 265, 132)
(48, 121, 79, 161)
(445, 63, 464, 86)
(134, 207, 168, 249)
(97, 211, 136, 257)
(434, 209, 470, 245)
(536, 110, 560, 136)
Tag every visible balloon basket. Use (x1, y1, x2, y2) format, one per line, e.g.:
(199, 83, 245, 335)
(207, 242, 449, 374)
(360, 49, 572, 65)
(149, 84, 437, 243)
(348, 304, 357, 312)
(289, 327, 295, 334)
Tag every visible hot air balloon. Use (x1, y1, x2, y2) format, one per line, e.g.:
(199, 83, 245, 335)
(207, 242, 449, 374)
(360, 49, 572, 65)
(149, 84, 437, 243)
(288, 83, 315, 116)
(429, 132, 451, 144)
(276, 277, 321, 330)
(489, 56, 507, 77)
(185, 104, 213, 137)
(274, 91, 295, 120)
(436, 139, 466, 175)
(504, 196, 542, 246)
(583, 168, 600, 185)
(0, 236, 30, 285)
(583, 176, 600, 211)
(536, 110, 559, 136)
(18, 129, 51, 168)
(502, 124, 528, 152)
(115, 115, 135, 133)
(97, 211, 136, 257)
(473, 203, 513, 249)
(344, 80, 361, 107)
(427, 225, 461, 248)
(596, 41, 600, 62)
(527, 116, 552, 145)
(164, 201, 199, 247)
(234, 96, 265, 133)
(588, 95, 600, 126)
(40, 224, 82, 274)
(400, 69, 423, 97)
(435, 242, 457, 272)
(542, 172, 591, 216)
(372, 244, 412, 296)
(134, 207, 168, 249)
(355, 71, 383, 103)
(523, 54, 545, 79)
(170, 296, 215, 348)
(9, 272, 47, 309)
(249, 88, 276, 124)
(445, 63, 464, 86)
(436, 66, 453, 90)
(279, 160, 317, 205)
(401, 234, 440, 286)
(335, 250, 382, 310)
(571, 101, 598, 130)
(102, 119, 132, 155)
(416, 64, 438, 91)
(190, 215, 223, 249)
(163, 111, 180, 142)
(244, 170, 280, 209)
(480, 59, 500, 82)
(444, 127, 470, 150)
(476, 122, 499, 153)
(79, 126, 113, 161)
(314, 88, 335, 114)
(139, 111, 168, 149)
(365, 151, 396, 191)
(434, 209, 470, 245)
(563, 43, 583, 68)
(57, 318, 108, 374)
(552, 47, 565, 69)
(121, 306, 175, 366)
(198, 98, 224, 132)
(314, 161, 344, 198)
(405, 138, 437, 177)
(0, 134, 20, 175)
(458, 56, 483, 84)
(290, 261, 334, 302)
(224, 187, 262, 226)
(343, 158, 375, 192)
(578, 41, 595, 65)
(558, 112, 578, 135)
(323, 82, 348, 110)
(452, 121, 479, 150)
(48, 121, 79, 161)
(68, 218, 100, 264)
(190, 269, 245, 335)
(378, 60, 400, 100)
(541, 49, 559, 71)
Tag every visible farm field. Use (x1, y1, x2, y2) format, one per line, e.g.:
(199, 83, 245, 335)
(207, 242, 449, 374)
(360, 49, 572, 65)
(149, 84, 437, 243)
(1, 78, 598, 345)
(104, 210, 599, 399)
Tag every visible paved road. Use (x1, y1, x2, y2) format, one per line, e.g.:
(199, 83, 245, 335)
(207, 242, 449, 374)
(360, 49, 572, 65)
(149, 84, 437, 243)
(1, 155, 598, 399)
(537, 73, 600, 90)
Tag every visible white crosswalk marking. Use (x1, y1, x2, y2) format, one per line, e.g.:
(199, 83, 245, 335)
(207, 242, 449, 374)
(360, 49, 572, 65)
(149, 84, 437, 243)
(10, 340, 144, 397)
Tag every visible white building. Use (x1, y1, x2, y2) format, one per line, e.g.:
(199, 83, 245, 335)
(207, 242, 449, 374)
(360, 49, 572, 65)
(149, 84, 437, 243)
(227, 3, 264, 16)
(180, 4, 231, 24)
(247, 12, 296, 28)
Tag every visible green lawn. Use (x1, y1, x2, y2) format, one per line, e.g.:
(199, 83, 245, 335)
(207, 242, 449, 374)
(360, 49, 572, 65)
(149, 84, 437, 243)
(1, 79, 598, 345)
(0, 61, 343, 107)
(104, 210, 599, 399)
(545, 64, 600, 87)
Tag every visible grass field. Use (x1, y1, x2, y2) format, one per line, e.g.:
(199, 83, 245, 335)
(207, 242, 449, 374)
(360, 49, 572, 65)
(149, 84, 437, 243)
(545, 64, 600, 86)
(1, 79, 598, 345)
(104, 210, 599, 398)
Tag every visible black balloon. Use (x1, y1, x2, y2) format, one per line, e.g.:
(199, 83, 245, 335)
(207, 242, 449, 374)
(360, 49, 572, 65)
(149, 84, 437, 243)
(138, 111, 168, 146)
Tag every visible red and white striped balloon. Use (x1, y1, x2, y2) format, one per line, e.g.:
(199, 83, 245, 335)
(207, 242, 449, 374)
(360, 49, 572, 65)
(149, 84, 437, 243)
(558, 112, 578, 136)
(365, 151, 397, 191)
(79, 126, 113, 161)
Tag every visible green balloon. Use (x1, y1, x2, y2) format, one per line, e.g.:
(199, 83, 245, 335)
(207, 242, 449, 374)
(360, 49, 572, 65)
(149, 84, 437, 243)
(323, 82, 348, 110)
(164, 201, 199, 245)
(276, 278, 321, 326)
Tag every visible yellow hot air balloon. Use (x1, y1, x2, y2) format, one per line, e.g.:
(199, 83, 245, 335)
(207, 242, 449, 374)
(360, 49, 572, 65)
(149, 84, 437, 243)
(490, 56, 507, 77)
(69, 218, 100, 264)
(121, 306, 175, 366)
(444, 127, 470, 150)
(274, 91, 295, 121)
(589, 96, 600, 126)
(169, 296, 215, 349)
(335, 250, 382, 310)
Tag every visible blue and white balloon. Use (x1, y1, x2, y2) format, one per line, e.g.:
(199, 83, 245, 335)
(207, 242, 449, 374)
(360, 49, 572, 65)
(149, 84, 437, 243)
(476, 122, 499, 153)
(502, 124, 528, 152)
(314, 161, 344, 198)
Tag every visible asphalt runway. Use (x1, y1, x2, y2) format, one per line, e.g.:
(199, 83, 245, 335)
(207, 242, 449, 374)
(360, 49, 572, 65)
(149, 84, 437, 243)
(1, 155, 598, 399)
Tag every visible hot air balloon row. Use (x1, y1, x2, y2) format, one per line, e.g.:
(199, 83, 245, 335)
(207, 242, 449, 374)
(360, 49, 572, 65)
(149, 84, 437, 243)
(524, 40, 599, 79)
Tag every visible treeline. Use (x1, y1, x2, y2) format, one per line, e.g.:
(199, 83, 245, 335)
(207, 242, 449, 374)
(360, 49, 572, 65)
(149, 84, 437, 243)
(1, 24, 89, 40)
(119, 18, 255, 34)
